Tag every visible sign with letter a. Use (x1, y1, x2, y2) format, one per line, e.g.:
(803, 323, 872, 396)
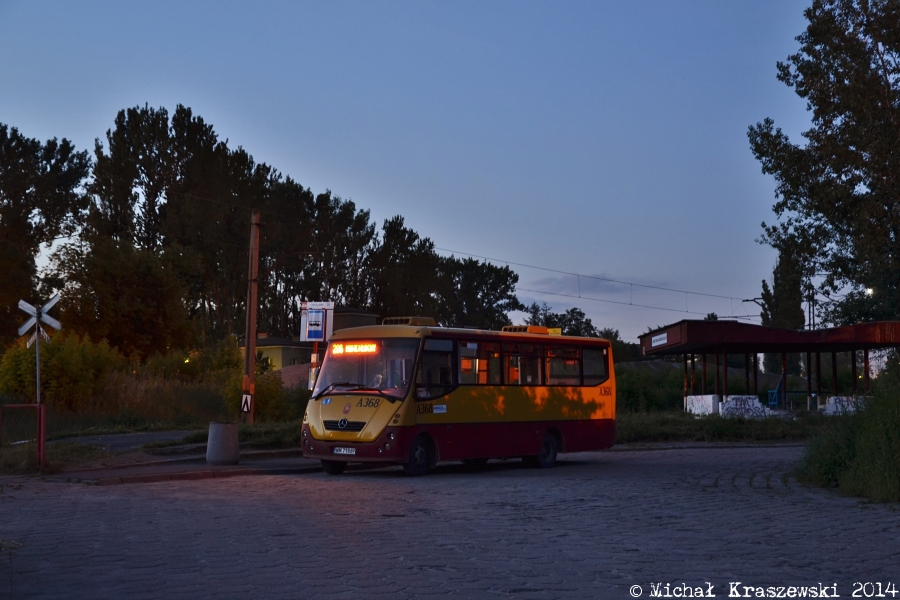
(241, 394, 252, 413)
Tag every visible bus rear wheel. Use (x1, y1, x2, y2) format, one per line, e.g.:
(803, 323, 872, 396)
(321, 460, 347, 475)
(523, 432, 558, 469)
(403, 436, 432, 477)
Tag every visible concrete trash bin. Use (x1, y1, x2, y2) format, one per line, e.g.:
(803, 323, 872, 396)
(207, 421, 240, 465)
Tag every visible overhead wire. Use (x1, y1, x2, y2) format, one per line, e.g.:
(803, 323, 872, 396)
(434, 246, 763, 321)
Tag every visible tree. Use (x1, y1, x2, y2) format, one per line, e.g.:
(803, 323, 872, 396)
(436, 258, 523, 330)
(524, 302, 600, 337)
(760, 247, 806, 374)
(748, 0, 900, 325)
(0, 124, 90, 345)
(368, 215, 441, 319)
(53, 238, 193, 359)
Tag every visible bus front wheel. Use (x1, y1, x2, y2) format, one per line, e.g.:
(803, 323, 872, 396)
(523, 432, 558, 469)
(321, 460, 347, 475)
(403, 436, 432, 477)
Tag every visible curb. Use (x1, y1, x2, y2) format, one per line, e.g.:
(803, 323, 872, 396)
(64, 465, 323, 486)
(54, 448, 305, 475)
(608, 442, 807, 452)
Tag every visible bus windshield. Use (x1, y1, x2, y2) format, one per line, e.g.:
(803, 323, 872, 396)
(313, 338, 419, 400)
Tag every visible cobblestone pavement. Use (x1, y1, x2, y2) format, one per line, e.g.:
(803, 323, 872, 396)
(2, 446, 898, 600)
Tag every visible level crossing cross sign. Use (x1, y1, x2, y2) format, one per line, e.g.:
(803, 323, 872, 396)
(18, 294, 61, 406)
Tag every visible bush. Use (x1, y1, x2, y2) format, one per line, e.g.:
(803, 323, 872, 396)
(222, 369, 310, 422)
(800, 381, 900, 502)
(0, 332, 126, 411)
(615, 366, 685, 412)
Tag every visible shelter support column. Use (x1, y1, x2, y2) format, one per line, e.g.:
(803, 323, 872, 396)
(745, 354, 750, 394)
(690, 353, 696, 395)
(714, 349, 720, 397)
(806, 351, 812, 411)
(816, 352, 822, 405)
(682, 354, 688, 402)
(781, 352, 787, 410)
(851, 351, 857, 396)
(702, 354, 707, 395)
(723, 350, 729, 398)
(832, 352, 838, 395)
(753, 353, 758, 396)
(864, 349, 870, 394)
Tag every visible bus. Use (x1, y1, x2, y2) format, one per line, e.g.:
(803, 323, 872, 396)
(301, 317, 616, 476)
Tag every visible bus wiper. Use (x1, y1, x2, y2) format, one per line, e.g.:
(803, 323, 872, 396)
(315, 381, 362, 398)
(315, 382, 399, 402)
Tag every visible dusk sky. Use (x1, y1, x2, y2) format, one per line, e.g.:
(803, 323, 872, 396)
(0, 1, 812, 341)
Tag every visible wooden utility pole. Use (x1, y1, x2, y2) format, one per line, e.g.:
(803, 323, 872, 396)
(242, 210, 261, 424)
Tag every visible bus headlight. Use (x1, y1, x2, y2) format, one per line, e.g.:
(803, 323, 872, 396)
(389, 433, 395, 440)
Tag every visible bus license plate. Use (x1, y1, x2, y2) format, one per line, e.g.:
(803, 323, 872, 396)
(333, 447, 356, 455)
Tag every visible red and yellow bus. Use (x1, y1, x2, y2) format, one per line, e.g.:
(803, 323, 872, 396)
(301, 317, 616, 476)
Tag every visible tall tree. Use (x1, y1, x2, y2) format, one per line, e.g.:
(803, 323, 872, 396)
(760, 247, 806, 374)
(436, 258, 523, 330)
(0, 124, 90, 344)
(368, 215, 441, 319)
(748, 0, 900, 324)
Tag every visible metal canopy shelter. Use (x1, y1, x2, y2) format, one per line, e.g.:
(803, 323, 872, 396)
(637, 320, 900, 410)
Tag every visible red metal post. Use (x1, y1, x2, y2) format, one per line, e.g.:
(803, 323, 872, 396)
(38, 404, 46, 468)
(682, 354, 688, 400)
(242, 209, 261, 424)
(851, 350, 857, 396)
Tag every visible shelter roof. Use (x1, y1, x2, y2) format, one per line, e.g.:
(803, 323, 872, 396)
(639, 319, 900, 356)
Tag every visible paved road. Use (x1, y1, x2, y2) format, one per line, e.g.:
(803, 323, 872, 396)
(1, 446, 898, 600)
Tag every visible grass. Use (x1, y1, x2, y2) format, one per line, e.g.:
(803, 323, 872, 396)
(615, 411, 827, 444)
(0, 441, 113, 475)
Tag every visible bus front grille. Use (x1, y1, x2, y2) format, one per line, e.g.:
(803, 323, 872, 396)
(323, 420, 366, 432)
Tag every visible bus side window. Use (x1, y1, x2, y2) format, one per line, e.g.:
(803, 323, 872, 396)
(582, 347, 609, 386)
(459, 341, 501, 385)
(417, 339, 455, 399)
(547, 346, 581, 385)
(503, 343, 543, 385)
